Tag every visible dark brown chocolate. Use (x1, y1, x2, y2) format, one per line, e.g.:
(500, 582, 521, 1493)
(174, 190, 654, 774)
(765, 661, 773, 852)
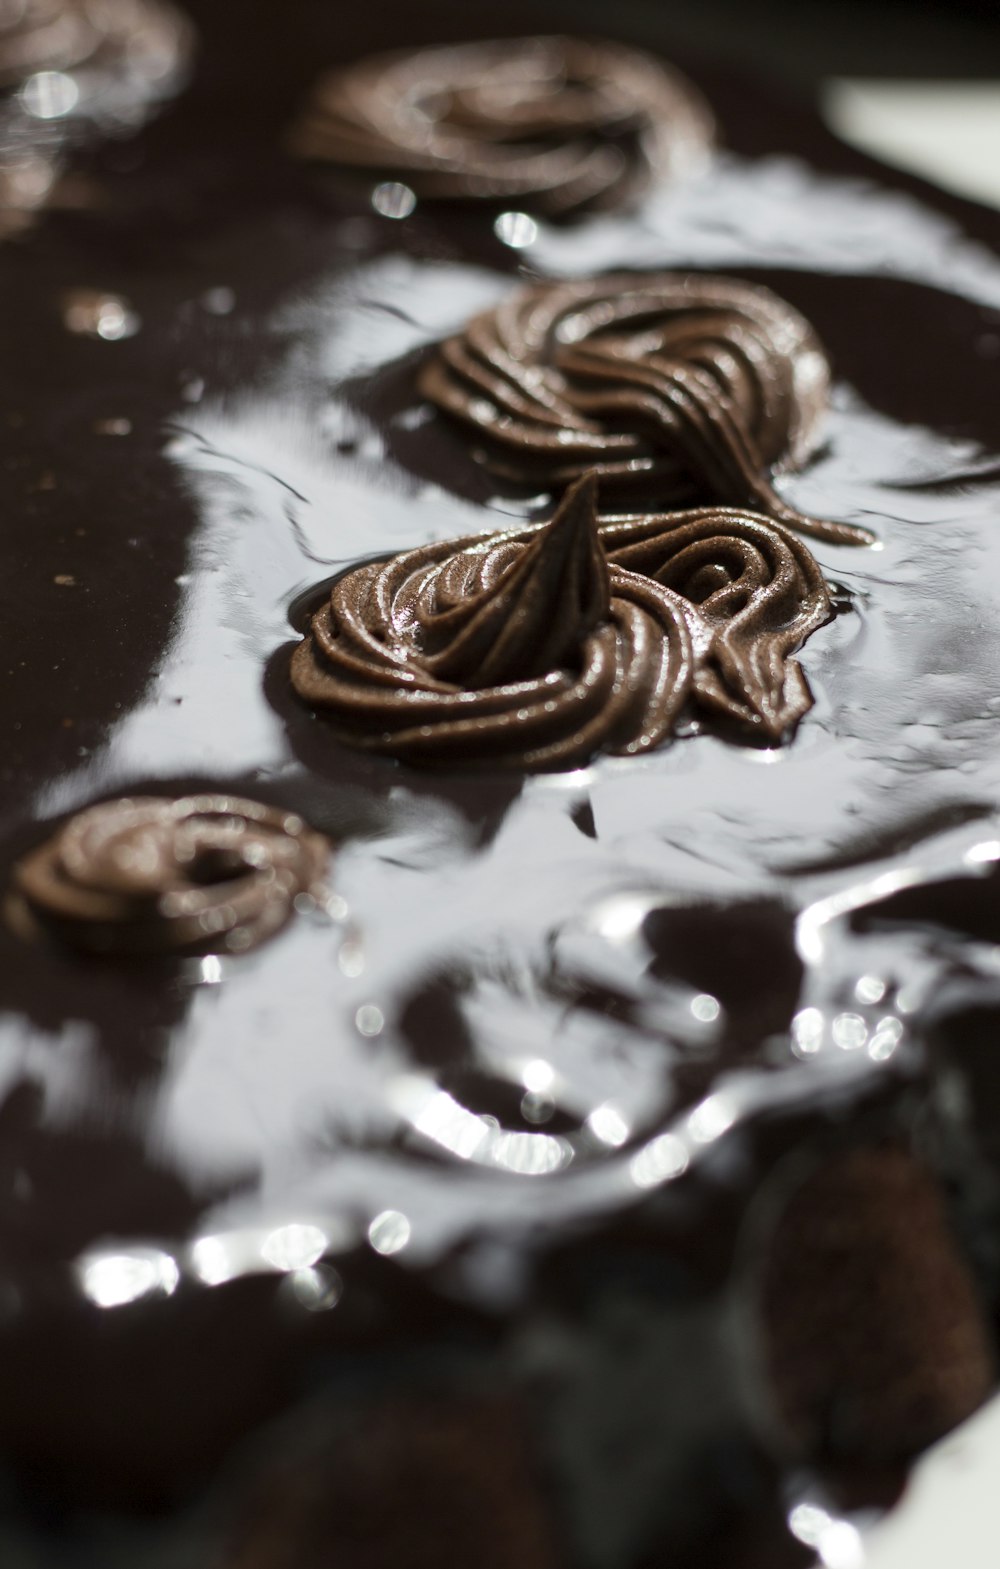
(224, 1395, 559, 1569)
(759, 1146, 995, 1463)
(419, 271, 872, 546)
(291, 476, 831, 764)
(288, 35, 713, 217)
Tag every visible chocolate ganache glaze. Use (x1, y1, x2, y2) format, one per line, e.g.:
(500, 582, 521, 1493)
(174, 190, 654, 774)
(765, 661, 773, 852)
(291, 475, 831, 765)
(4, 4, 1000, 1567)
(9, 794, 330, 956)
(419, 271, 874, 546)
(288, 35, 713, 217)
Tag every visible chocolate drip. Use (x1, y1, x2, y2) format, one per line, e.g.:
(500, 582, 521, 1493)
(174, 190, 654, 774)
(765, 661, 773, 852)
(419, 273, 872, 547)
(290, 474, 699, 770)
(602, 508, 832, 739)
(9, 795, 330, 957)
(288, 36, 712, 216)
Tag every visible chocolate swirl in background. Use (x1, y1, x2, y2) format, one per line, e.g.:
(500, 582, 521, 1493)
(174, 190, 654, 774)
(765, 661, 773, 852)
(0, 0, 190, 86)
(0, 0, 192, 232)
(9, 795, 330, 957)
(290, 475, 832, 771)
(288, 35, 713, 217)
(419, 272, 874, 548)
(0, 0, 97, 86)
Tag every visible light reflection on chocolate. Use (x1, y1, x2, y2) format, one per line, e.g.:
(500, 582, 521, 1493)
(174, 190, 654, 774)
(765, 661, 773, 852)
(10, 794, 330, 956)
(290, 475, 831, 769)
(288, 35, 713, 217)
(419, 272, 874, 547)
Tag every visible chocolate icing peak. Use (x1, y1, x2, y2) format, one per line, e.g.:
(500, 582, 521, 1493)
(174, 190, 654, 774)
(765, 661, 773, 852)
(416, 473, 610, 686)
(0, 0, 190, 89)
(290, 478, 699, 770)
(420, 273, 874, 547)
(9, 795, 330, 956)
(288, 35, 713, 216)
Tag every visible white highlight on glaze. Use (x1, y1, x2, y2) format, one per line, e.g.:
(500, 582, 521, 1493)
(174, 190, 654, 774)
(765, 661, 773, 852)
(687, 1094, 735, 1144)
(690, 992, 721, 1023)
(855, 973, 887, 1005)
(494, 210, 538, 248)
(289, 1263, 342, 1311)
(260, 1222, 328, 1271)
(629, 1132, 688, 1188)
(792, 1005, 825, 1055)
(372, 181, 417, 219)
(79, 1247, 179, 1308)
(368, 1209, 411, 1255)
(522, 1058, 555, 1093)
(586, 1104, 630, 1148)
(831, 1012, 868, 1051)
(21, 70, 79, 119)
(355, 1003, 385, 1037)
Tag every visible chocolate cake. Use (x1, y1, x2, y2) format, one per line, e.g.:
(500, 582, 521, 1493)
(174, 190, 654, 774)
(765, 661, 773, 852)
(2, 2, 1000, 1565)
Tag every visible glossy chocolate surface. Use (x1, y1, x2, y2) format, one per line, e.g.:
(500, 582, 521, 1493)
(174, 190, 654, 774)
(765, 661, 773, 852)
(2, 4, 1000, 1564)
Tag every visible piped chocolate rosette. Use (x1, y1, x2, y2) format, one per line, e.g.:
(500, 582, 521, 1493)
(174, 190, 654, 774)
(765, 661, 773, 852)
(290, 475, 832, 771)
(288, 36, 712, 217)
(9, 794, 330, 956)
(602, 506, 831, 737)
(419, 272, 873, 547)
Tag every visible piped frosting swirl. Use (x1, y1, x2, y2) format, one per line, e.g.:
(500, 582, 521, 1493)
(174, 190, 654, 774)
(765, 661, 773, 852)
(10, 794, 330, 956)
(291, 475, 697, 770)
(602, 507, 832, 739)
(290, 476, 832, 770)
(419, 272, 873, 547)
(288, 36, 712, 217)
